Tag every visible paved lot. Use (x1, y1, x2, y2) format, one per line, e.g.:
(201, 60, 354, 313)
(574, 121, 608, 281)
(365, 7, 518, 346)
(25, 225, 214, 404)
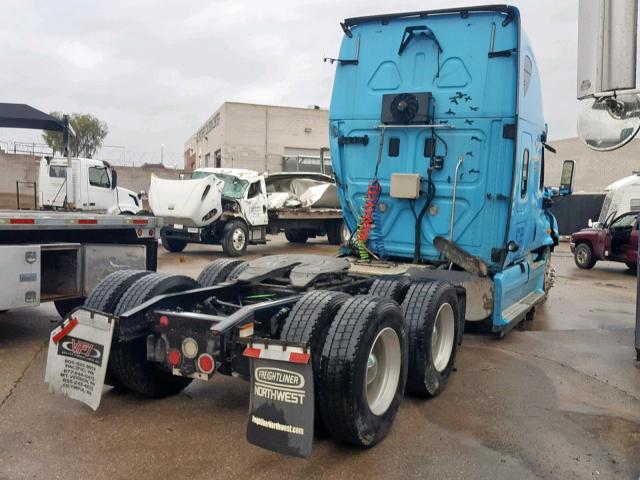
(0, 238, 639, 480)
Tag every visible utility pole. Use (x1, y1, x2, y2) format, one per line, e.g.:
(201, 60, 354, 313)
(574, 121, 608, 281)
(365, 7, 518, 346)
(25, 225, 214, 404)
(161, 144, 164, 166)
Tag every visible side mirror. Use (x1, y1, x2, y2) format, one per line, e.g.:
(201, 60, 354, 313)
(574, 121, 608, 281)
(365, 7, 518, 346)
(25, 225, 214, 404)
(111, 169, 118, 189)
(559, 160, 575, 195)
(138, 190, 146, 199)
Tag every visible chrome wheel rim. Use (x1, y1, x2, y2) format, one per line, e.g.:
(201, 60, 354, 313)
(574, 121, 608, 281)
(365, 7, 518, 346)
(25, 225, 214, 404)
(431, 303, 455, 373)
(341, 222, 350, 245)
(366, 327, 401, 416)
(576, 247, 588, 265)
(232, 228, 245, 251)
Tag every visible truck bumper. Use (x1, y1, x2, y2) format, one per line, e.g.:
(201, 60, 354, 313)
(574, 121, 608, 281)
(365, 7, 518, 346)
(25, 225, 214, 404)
(162, 225, 205, 243)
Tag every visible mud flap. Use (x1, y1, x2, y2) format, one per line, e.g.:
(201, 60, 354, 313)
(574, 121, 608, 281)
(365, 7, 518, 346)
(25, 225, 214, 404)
(44, 308, 114, 411)
(243, 340, 314, 458)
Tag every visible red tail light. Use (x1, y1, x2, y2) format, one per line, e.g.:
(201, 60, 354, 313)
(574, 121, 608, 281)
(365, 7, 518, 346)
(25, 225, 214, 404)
(197, 354, 215, 374)
(167, 349, 181, 367)
(159, 315, 170, 328)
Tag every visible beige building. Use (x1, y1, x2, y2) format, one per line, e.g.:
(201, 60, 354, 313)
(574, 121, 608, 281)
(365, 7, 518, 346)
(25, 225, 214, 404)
(184, 102, 330, 173)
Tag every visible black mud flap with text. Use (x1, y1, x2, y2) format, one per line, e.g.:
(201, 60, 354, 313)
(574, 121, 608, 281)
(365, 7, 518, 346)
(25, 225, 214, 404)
(244, 341, 314, 458)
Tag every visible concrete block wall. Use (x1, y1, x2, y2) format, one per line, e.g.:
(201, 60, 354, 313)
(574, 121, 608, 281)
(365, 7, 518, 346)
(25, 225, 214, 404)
(0, 153, 41, 209)
(546, 138, 640, 192)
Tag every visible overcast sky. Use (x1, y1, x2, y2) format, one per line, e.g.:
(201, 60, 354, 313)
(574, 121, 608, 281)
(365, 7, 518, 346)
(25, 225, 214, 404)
(1, 0, 581, 166)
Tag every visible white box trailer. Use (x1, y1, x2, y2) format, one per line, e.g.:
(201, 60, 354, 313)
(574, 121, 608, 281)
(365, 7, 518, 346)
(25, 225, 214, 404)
(0, 210, 160, 316)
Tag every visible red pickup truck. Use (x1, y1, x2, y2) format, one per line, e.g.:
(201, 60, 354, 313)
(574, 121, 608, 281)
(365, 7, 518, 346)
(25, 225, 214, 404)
(570, 211, 639, 270)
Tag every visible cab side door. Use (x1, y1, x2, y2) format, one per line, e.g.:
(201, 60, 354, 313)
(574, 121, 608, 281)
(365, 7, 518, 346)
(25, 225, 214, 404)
(594, 210, 616, 259)
(625, 214, 640, 267)
(87, 165, 115, 211)
(243, 179, 268, 226)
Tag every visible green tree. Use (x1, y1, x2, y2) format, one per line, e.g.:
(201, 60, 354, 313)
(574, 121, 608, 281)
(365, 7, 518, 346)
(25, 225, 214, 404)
(42, 112, 108, 158)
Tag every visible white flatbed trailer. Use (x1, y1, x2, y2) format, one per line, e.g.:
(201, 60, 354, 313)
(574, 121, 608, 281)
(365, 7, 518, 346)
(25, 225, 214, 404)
(0, 209, 160, 316)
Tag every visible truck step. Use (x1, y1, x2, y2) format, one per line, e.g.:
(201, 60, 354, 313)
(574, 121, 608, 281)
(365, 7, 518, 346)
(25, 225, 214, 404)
(501, 291, 545, 324)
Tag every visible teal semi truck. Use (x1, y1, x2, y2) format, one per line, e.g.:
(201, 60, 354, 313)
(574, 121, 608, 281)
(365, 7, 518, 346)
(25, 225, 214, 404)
(45, 5, 572, 457)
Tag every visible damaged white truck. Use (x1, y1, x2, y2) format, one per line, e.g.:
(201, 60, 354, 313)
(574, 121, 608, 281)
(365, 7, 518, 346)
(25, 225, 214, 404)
(149, 168, 344, 256)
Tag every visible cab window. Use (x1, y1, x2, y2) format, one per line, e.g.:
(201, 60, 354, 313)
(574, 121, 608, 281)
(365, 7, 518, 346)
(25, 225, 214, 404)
(49, 166, 66, 178)
(89, 167, 111, 188)
(520, 149, 529, 197)
(247, 181, 262, 199)
(610, 213, 638, 229)
(523, 55, 533, 96)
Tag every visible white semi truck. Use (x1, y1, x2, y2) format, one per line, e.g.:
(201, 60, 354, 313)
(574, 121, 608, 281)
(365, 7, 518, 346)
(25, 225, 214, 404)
(38, 156, 142, 215)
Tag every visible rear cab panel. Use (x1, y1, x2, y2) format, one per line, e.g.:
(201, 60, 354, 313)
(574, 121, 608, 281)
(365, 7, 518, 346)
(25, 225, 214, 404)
(330, 7, 520, 268)
(330, 6, 555, 330)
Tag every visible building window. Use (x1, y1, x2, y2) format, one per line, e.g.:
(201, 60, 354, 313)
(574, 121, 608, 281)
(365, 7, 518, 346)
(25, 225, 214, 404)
(89, 166, 110, 188)
(204, 153, 210, 167)
(520, 149, 529, 198)
(214, 149, 222, 168)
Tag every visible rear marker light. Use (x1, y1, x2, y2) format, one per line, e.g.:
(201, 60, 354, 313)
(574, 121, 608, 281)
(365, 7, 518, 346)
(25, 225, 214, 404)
(159, 315, 169, 328)
(182, 338, 198, 359)
(243, 347, 261, 359)
(242, 345, 310, 364)
(197, 354, 215, 374)
(288, 352, 311, 364)
(167, 349, 181, 367)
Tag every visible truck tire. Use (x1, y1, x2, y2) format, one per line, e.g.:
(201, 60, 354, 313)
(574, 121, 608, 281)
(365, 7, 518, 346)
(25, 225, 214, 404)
(280, 291, 351, 429)
(110, 273, 199, 397)
(161, 231, 187, 253)
(227, 261, 249, 281)
(368, 276, 411, 304)
(221, 220, 248, 257)
(326, 221, 344, 245)
(197, 259, 246, 286)
(84, 270, 153, 313)
(83, 269, 153, 388)
(54, 268, 154, 318)
(402, 281, 461, 397)
(574, 243, 596, 269)
(285, 229, 309, 243)
(317, 295, 408, 447)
